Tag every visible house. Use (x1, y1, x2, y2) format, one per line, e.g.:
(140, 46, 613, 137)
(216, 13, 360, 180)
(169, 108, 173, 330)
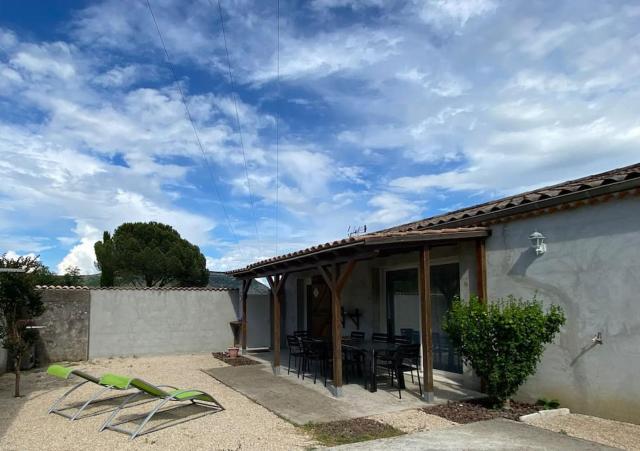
(229, 162, 640, 424)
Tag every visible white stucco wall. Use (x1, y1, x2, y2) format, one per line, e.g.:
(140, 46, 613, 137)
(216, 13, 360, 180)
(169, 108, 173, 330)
(246, 293, 271, 348)
(88, 289, 240, 358)
(486, 195, 640, 423)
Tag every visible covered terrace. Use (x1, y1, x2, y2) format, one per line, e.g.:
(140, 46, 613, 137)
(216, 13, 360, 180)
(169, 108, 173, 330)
(229, 227, 490, 401)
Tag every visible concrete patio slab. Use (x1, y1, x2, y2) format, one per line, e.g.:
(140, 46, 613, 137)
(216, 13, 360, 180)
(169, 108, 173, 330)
(204, 365, 354, 425)
(203, 354, 482, 426)
(330, 418, 617, 450)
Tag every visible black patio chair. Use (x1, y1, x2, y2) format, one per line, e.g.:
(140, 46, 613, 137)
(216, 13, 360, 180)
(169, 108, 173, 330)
(400, 328, 415, 344)
(300, 338, 331, 386)
(343, 334, 365, 384)
(287, 335, 304, 376)
(294, 330, 310, 338)
(393, 335, 410, 344)
(381, 344, 422, 399)
(372, 332, 390, 343)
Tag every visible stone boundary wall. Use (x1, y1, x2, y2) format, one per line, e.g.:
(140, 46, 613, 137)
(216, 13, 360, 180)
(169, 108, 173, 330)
(88, 288, 240, 358)
(37, 289, 91, 364)
(27, 286, 251, 364)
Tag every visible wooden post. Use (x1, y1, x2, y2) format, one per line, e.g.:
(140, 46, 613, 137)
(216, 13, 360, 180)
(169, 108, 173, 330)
(240, 279, 252, 355)
(267, 274, 288, 374)
(475, 239, 488, 393)
(419, 245, 434, 402)
(318, 260, 356, 397)
(475, 239, 488, 302)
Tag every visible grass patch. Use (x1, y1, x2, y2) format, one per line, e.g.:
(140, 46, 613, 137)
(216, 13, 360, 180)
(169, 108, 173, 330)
(302, 418, 404, 447)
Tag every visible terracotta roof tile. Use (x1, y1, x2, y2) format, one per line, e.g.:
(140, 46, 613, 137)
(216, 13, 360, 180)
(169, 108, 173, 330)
(383, 162, 640, 233)
(228, 227, 489, 274)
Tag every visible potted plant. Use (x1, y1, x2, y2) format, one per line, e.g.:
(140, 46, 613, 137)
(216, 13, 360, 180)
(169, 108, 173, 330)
(227, 344, 239, 359)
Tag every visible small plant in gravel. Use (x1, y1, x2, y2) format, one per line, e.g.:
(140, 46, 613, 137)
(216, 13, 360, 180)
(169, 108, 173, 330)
(536, 398, 561, 410)
(443, 295, 565, 408)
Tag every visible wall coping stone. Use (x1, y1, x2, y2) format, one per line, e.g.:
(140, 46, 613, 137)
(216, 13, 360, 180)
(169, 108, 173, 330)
(36, 285, 235, 291)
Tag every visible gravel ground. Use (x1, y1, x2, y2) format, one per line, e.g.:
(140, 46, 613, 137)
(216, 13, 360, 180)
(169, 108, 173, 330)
(368, 408, 457, 434)
(525, 413, 640, 451)
(0, 354, 314, 451)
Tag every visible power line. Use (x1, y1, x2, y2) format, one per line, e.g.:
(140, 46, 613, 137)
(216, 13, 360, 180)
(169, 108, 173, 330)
(145, 0, 239, 242)
(275, 0, 280, 256)
(212, 0, 263, 252)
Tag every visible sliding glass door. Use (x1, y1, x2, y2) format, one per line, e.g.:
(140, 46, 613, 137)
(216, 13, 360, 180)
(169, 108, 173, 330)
(430, 263, 462, 373)
(385, 262, 462, 374)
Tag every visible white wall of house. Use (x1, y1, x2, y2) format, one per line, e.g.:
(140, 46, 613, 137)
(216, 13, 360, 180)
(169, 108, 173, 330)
(486, 195, 640, 423)
(246, 293, 271, 349)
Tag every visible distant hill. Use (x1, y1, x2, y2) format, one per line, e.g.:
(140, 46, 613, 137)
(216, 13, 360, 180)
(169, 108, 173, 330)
(208, 271, 270, 295)
(78, 274, 101, 287)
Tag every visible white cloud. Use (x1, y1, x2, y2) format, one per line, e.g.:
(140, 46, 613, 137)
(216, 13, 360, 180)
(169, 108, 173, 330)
(520, 23, 575, 58)
(0, 28, 18, 49)
(94, 64, 147, 87)
(3, 250, 37, 261)
(366, 193, 422, 227)
(311, 0, 386, 10)
(252, 28, 401, 83)
(2, 0, 640, 275)
(56, 237, 98, 274)
(419, 0, 498, 27)
(11, 42, 77, 80)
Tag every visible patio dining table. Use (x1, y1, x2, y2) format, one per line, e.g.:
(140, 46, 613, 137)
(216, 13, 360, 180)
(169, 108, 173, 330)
(341, 339, 404, 392)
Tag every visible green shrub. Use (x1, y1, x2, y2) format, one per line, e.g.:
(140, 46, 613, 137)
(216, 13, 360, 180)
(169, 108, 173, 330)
(443, 295, 565, 407)
(536, 398, 561, 409)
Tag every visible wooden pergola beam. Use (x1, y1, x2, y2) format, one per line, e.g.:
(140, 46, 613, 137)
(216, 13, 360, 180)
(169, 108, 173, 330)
(316, 260, 357, 397)
(240, 279, 253, 355)
(475, 238, 488, 393)
(475, 239, 488, 302)
(267, 273, 288, 374)
(419, 245, 434, 402)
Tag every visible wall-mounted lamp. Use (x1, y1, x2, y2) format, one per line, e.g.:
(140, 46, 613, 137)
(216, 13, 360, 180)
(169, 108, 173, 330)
(529, 230, 547, 255)
(592, 332, 603, 345)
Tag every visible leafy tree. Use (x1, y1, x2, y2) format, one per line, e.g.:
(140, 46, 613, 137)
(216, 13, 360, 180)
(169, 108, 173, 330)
(61, 265, 81, 286)
(94, 231, 115, 287)
(31, 265, 58, 286)
(94, 222, 208, 287)
(0, 254, 45, 397)
(443, 295, 565, 407)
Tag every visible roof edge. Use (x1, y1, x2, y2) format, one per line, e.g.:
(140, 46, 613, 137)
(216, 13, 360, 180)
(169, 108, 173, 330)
(384, 163, 640, 233)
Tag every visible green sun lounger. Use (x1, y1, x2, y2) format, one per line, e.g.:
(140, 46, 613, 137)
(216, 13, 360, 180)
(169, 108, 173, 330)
(99, 374, 223, 440)
(47, 364, 134, 420)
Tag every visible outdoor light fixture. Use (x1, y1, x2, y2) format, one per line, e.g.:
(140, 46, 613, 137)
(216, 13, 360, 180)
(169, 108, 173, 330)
(529, 230, 547, 255)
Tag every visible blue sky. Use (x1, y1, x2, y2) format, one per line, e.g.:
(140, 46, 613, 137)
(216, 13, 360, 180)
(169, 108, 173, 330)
(0, 0, 639, 274)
